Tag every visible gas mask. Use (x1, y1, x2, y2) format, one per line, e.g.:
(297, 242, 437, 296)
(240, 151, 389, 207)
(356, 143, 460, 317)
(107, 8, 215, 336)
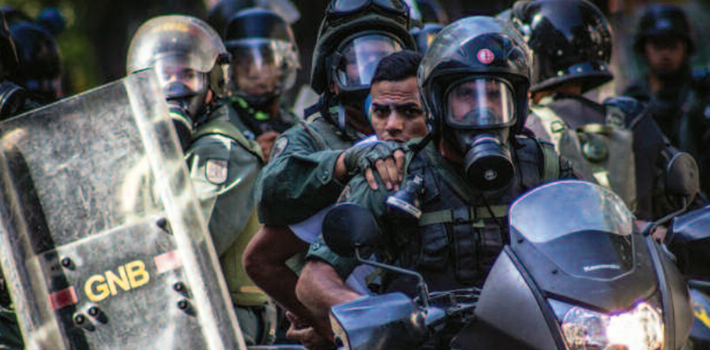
(456, 128, 514, 191)
(155, 57, 210, 121)
(445, 77, 516, 191)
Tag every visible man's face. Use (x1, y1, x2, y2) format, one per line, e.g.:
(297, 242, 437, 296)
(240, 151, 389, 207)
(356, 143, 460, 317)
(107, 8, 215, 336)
(446, 78, 514, 129)
(369, 77, 428, 142)
(155, 57, 207, 99)
(644, 35, 688, 76)
(231, 46, 284, 97)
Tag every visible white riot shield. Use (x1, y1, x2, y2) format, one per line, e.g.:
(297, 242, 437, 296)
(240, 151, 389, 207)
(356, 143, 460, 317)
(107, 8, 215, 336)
(0, 70, 247, 350)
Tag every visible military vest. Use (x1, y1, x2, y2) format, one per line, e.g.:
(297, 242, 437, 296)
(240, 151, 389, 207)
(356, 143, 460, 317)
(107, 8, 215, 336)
(383, 136, 560, 294)
(529, 97, 637, 211)
(191, 105, 266, 306)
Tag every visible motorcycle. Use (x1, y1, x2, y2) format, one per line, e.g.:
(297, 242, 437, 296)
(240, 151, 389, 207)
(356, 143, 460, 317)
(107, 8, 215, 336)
(667, 204, 710, 350)
(322, 165, 699, 349)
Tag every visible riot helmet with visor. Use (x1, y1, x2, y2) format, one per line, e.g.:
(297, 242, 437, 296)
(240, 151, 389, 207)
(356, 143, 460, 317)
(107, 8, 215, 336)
(224, 8, 299, 107)
(126, 15, 230, 119)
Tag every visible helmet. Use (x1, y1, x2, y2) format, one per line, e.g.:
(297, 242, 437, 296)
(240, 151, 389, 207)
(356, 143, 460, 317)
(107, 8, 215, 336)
(10, 21, 62, 103)
(0, 10, 19, 80)
(36, 7, 66, 36)
(126, 15, 230, 104)
(207, 0, 255, 38)
(0, 5, 31, 25)
(310, 0, 416, 95)
(633, 4, 694, 55)
(509, 0, 613, 94)
(419, 16, 532, 137)
(415, 0, 449, 25)
(224, 8, 299, 106)
(410, 23, 443, 53)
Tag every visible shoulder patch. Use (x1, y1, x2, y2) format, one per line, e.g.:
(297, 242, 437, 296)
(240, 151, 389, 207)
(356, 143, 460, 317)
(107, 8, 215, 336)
(272, 137, 289, 159)
(205, 159, 229, 184)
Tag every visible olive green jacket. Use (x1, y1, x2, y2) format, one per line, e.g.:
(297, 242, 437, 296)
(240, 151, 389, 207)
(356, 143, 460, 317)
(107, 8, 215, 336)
(256, 111, 355, 225)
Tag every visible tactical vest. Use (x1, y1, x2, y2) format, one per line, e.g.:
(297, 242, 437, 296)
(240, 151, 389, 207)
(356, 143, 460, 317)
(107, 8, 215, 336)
(529, 99, 637, 211)
(384, 137, 560, 293)
(192, 114, 266, 306)
(219, 209, 270, 306)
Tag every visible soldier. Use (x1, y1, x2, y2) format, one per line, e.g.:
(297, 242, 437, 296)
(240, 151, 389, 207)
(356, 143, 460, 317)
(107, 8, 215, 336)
(223, 8, 300, 161)
(623, 4, 710, 197)
(126, 15, 271, 345)
(509, 0, 697, 221)
(296, 16, 577, 349)
(242, 1, 416, 347)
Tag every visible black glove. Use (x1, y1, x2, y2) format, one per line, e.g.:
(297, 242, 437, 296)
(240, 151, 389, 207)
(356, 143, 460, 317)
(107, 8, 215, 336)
(341, 140, 402, 176)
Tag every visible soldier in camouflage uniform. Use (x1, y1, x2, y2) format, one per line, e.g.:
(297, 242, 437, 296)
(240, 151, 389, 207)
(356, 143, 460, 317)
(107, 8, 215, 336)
(222, 8, 300, 161)
(296, 16, 578, 350)
(242, 1, 416, 348)
(623, 4, 710, 198)
(126, 15, 272, 345)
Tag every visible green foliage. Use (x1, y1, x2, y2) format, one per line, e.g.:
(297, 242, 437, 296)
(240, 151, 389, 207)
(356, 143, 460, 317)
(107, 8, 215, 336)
(5, 0, 100, 95)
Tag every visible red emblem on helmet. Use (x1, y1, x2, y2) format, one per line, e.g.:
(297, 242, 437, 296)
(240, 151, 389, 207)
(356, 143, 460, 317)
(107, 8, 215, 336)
(477, 49, 495, 64)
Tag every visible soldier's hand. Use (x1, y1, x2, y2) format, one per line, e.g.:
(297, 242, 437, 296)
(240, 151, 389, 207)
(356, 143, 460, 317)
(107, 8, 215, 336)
(285, 312, 335, 350)
(257, 131, 280, 161)
(335, 141, 403, 190)
(364, 148, 405, 191)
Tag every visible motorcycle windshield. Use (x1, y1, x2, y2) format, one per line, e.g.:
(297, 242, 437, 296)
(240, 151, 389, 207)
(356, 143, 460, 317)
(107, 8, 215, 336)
(509, 180, 636, 279)
(0, 70, 246, 350)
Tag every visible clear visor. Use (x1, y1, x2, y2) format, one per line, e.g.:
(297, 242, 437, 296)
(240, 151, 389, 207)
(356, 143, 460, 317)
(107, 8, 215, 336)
(154, 55, 207, 98)
(335, 34, 403, 89)
(445, 78, 515, 129)
(126, 15, 226, 74)
(227, 39, 299, 97)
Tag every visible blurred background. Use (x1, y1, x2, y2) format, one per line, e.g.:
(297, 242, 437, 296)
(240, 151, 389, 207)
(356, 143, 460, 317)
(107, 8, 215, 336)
(5, 0, 710, 103)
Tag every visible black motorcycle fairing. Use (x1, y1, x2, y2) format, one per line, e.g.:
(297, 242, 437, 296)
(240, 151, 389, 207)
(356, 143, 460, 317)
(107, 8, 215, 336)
(648, 233, 694, 350)
(667, 205, 710, 280)
(458, 247, 565, 350)
(510, 225, 658, 313)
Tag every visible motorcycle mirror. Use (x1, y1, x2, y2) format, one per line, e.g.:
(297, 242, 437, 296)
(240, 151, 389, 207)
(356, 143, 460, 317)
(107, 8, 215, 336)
(322, 203, 380, 258)
(665, 152, 700, 203)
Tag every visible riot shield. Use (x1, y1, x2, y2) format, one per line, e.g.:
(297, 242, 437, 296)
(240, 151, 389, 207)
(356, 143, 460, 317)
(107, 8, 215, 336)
(0, 70, 247, 350)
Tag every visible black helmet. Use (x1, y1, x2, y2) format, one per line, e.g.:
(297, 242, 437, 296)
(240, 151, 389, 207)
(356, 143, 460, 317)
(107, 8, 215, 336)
(0, 5, 31, 25)
(410, 23, 443, 53)
(510, 0, 613, 94)
(411, 0, 448, 25)
(419, 16, 532, 136)
(0, 10, 19, 80)
(10, 21, 62, 103)
(310, 0, 416, 95)
(633, 4, 694, 55)
(224, 8, 299, 105)
(207, 0, 255, 38)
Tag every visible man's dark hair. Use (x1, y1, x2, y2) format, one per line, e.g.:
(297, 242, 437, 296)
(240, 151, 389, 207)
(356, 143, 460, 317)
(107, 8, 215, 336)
(371, 49, 423, 84)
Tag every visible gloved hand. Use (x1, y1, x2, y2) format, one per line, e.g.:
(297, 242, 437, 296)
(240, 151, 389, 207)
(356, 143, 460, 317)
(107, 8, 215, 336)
(336, 140, 405, 191)
(341, 140, 402, 175)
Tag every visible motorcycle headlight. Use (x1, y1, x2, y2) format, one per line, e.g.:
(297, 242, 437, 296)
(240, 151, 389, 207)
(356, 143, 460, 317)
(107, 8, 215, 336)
(549, 297, 664, 350)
